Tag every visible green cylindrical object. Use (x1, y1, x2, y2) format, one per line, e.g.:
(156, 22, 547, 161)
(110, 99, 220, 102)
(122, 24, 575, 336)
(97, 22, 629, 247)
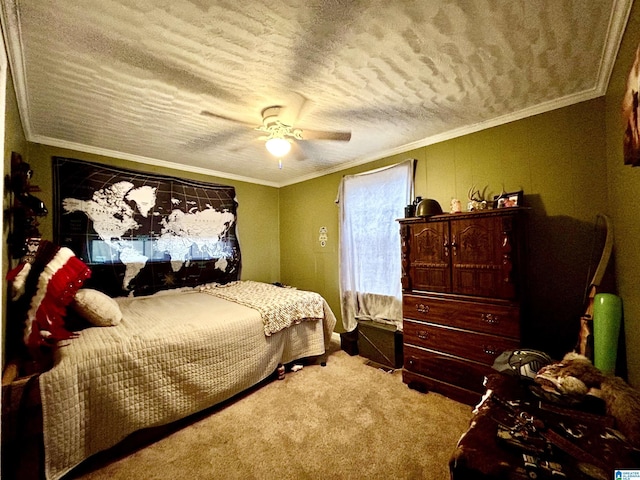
(592, 293, 622, 375)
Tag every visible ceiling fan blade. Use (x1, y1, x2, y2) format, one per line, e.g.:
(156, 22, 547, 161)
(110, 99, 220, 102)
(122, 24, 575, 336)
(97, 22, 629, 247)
(279, 92, 312, 126)
(201, 110, 256, 127)
(290, 141, 308, 161)
(300, 129, 352, 141)
(277, 106, 297, 127)
(184, 129, 240, 151)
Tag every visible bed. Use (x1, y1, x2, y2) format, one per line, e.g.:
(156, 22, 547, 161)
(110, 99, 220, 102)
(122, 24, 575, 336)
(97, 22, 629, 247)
(5, 280, 336, 480)
(4, 161, 336, 479)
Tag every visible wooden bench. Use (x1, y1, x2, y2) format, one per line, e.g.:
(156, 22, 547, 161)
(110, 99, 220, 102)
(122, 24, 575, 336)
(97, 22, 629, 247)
(449, 373, 638, 479)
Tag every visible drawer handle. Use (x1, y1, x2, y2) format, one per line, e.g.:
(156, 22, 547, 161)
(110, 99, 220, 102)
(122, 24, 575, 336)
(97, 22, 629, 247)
(417, 330, 429, 340)
(483, 345, 498, 356)
(481, 313, 499, 325)
(416, 303, 430, 314)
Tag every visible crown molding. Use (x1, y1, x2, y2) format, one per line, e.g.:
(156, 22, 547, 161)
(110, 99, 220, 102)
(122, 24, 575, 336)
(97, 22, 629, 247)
(31, 135, 281, 188)
(0, 1, 34, 140)
(279, 85, 605, 187)
(21, 83, 613, 190)
(596, 0, 635, 93)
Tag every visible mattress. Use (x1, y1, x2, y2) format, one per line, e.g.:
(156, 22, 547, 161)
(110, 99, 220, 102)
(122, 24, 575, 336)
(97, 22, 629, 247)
(39, 285, 336, 480)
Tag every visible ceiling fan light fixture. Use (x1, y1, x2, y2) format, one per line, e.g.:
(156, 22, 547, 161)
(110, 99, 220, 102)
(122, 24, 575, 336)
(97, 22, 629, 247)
(265, 137, 291, 157)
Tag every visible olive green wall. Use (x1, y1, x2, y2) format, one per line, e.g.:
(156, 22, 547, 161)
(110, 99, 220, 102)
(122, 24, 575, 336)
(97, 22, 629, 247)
(3, 69, 26, 170)
(20, 144, 282, 284)
(281, 98, 609, 364)
(3, 68, 27, 366)
(605, 0, 640, 387)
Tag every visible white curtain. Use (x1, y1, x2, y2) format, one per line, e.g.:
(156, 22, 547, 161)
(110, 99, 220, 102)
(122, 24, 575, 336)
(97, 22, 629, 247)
(337, 160, 414, 332)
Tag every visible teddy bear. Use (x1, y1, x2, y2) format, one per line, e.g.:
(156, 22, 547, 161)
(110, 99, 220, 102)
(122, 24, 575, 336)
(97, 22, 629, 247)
(534, 352, 640, 450)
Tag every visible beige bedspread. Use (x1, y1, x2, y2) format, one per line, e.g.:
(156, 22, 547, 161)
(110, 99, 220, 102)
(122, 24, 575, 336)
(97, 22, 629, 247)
(39, 284, 336, 480)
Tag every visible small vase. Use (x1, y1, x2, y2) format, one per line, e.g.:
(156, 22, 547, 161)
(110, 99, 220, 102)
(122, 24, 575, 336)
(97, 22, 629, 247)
(592, 293, 622, 375)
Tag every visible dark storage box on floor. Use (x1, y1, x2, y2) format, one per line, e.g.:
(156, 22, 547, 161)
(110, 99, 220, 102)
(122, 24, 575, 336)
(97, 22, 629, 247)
(357, 319, 403, 369)
(340, 330, 359, 356)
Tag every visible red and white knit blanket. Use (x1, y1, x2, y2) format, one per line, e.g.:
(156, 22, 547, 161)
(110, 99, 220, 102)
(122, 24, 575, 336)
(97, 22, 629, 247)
(6, 240, 91, 348)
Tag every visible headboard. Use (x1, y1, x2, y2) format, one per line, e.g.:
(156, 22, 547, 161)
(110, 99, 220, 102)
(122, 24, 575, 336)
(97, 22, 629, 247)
(53, 157, 241, 297)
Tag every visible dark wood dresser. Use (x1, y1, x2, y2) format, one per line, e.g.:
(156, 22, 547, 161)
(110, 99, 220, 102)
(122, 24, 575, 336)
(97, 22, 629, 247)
(398, 208, 527, 405)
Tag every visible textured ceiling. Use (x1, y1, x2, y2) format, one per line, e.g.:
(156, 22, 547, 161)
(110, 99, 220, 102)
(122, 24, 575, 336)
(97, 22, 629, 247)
(1, 0, 633, 187)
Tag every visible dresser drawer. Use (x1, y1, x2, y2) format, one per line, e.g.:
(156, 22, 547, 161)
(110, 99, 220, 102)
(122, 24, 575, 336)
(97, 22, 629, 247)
(403, 319, 519, 366)
(403, 294, 520, 339)
(402, 369, 482, 405)
(403, 345, 492, 394)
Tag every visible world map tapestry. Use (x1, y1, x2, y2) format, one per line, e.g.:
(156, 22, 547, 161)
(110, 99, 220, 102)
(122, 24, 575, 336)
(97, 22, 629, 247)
(53, 157, 241, 297)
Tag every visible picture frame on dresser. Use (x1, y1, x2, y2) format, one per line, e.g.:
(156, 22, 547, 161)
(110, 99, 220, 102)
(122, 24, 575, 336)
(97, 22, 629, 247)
(623, 41, 640, 166)
(493, 190, 523, 209)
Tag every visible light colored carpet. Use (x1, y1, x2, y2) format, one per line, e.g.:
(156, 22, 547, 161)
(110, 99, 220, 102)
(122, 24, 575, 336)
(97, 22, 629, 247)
(68, 337, 473, 480)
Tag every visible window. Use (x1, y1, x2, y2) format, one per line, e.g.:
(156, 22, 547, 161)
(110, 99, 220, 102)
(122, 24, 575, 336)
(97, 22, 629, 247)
(336, 159, 414, 332)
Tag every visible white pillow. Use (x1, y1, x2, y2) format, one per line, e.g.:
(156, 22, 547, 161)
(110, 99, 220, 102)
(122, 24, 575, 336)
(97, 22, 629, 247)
(72, 289, 122, 327)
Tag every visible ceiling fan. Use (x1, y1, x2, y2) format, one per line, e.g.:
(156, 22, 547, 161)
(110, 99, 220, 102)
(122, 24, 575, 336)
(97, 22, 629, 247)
(201, 103, 351, 167)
